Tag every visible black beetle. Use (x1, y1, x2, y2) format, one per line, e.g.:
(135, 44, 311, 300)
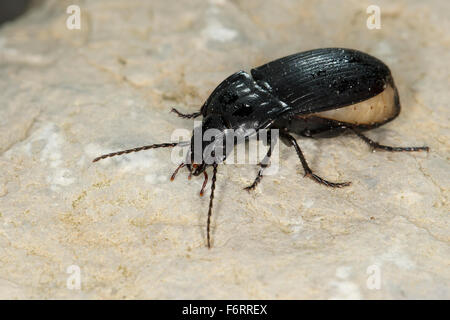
(93, 48, 428, 248)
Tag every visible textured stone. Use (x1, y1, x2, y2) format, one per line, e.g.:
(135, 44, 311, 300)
(0, 0, 448, 299)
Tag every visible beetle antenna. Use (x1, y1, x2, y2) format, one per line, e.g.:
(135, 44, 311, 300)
(171, 108, 202, 119)
(206, 163, 218, 249)
(92, 142, 178, 162)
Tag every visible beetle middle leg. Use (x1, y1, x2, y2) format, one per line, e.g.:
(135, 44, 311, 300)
(171, 108, 201, 119)
(281, 132, 351, 188)
(349, 128, 429, 152)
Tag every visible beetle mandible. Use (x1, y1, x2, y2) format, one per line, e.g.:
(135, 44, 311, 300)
(93, 48, 429, 248)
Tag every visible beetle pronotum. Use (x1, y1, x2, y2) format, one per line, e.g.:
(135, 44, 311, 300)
(93, 48, 429, 248)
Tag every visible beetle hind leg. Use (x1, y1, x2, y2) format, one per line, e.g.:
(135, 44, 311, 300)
(281, 132, 351, 188)
(171, 108, 201, 119)
(350, 129, 429, 152)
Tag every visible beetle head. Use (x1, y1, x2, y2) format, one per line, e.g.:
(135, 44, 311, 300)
(186, 114, 231, 175)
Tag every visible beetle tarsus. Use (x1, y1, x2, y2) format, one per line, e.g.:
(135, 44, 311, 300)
(244, 173, 262, 191)
(351, 129, 429, 152)
(200, 171, 208, 196)
(170, 163, 185, 181)
(171, 108, 201, 119)
(306, 172, 351, 188)
(244, 164, 269, 192)
(244, 144, 273, 191)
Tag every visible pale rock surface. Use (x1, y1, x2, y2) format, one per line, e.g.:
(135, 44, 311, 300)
(0, 0, 448, 299)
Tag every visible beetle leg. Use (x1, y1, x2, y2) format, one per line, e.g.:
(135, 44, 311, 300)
(170, 163, 185, 181)
(200, 171, 208, 196)
(281, 132, 351, 188)
(244, 145, 273, 191)
(350, 129, 429, 152)
(171, 108, 202, 119)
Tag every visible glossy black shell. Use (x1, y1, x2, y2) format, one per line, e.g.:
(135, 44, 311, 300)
(199, 48, 399, 138)
(251, 48, 396, 116)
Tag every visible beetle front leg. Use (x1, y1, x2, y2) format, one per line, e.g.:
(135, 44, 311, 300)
(350, 129, 429, 152)
(171, 108, 202, 119)
(244, 146, 273, 191)
(281, 132, 351, 188)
